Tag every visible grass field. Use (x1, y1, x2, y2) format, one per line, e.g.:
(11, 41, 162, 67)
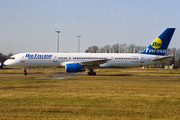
(0, 68, 180, 119)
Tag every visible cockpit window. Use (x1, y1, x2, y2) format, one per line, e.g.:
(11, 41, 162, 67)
(9, 57, 15, 60)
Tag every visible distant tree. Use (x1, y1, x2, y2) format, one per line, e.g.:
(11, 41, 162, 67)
(165, 48, 172, 56)
(99, 45, 111, 53)
(165, 47, 179, 59)
(175, 48, 180, 60)
(111, 43, 119, 53)
(134, 46, 141, 53)
(134, 46, 146, 53)
(7, 53, 13, 58)
(85, 46, 99, 53)
(0, 53, 3, 63)
(99, 47, 105, 53)
(119, 43, 127, 53)
(0, 53, 12, 64)
(126, 44, 135, 53)
(104, 45, 111, 53)
(140, 46, 146, 52)
(171, 47, 177, 56)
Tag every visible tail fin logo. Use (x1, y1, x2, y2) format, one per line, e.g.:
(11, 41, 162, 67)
(151, 38, 162, 49)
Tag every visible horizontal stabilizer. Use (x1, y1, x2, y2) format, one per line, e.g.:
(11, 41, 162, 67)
(151, 56, 174, 61)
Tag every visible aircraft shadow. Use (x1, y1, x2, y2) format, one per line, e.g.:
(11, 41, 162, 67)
(78, 74, 132, 76)
(96, 74, 132, 76)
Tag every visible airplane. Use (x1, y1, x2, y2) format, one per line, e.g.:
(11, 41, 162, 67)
(4, 28, 175, 75)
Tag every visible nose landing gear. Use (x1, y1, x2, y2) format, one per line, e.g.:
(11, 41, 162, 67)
(24, 68, 28, 75)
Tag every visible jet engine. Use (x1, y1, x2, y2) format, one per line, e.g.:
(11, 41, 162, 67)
(65, 63, 83, 72)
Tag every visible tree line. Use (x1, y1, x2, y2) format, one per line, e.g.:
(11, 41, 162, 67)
(85, 43, 180, 60)
(85, 43, 146, 54)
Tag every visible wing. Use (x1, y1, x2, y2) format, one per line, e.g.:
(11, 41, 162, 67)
(60, 59, 110, 66)
(151, 56, 174, 61)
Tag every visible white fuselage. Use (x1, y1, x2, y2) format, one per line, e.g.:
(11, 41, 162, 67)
(4, 52, 163, 68)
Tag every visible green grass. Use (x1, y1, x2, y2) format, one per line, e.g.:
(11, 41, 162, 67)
(0, 68, 180, 119)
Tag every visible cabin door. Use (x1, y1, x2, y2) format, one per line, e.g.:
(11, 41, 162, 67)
(140, 55, 145, 63)
(53, 55, 58, 62)
(20, 56, 25, 62)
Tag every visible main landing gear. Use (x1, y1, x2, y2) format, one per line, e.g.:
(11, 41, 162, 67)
(87, 68, 96, 76)
(24, 68, 28, 75)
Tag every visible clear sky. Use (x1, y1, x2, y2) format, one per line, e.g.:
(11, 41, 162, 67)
(0, 0, 180, 54)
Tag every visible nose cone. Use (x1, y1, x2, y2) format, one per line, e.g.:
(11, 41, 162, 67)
(4, 60, 8, 66)
(4, 60, 11, 66)
(4, 58, 21, 67)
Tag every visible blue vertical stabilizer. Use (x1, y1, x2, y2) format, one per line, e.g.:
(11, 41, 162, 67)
(140, 28, 175, 56)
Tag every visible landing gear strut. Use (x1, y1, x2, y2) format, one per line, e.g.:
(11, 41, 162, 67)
(24, 68, 28, 75)
(87, 68, 96, 76)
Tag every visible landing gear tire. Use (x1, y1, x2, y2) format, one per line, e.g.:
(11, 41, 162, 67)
(87, 68, 96, 76)
(88, 72, 96, 76)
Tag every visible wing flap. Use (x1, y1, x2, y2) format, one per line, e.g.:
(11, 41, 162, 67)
(80, 59, 110, 66)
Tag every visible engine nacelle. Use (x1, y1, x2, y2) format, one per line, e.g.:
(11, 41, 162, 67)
(65, 64, 82, 72)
